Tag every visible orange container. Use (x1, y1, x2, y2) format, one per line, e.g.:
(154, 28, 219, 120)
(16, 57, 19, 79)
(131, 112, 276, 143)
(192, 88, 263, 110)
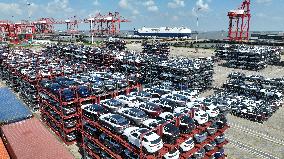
(0, 138, 9, 159)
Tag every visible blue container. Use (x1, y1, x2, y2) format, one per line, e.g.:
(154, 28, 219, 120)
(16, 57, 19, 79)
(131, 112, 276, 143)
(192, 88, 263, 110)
(0, 87, 32, 124)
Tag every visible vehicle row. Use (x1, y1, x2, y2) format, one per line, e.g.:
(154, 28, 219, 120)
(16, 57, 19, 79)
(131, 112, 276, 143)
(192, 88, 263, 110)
(44, 43, 214, 91)
(215, 44, 281, 70)
(217, 73, 284, 122)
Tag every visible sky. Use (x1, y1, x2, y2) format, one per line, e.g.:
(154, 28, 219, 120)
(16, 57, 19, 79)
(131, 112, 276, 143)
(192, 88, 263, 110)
(0, 0, 283, 31)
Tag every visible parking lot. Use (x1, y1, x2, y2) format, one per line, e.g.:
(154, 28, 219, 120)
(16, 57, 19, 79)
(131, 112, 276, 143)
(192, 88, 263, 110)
(0, 43, 283, 159)
(127, 43, 284, 159)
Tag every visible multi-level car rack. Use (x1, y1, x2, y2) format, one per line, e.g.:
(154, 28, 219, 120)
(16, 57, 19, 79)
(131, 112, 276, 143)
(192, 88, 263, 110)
(81, 105, 229, 159)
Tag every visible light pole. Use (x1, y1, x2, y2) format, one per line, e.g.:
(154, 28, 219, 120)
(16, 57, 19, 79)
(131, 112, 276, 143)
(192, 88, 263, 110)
(195, 7, 201, 43)
(88, 15, 95, 44)
(196, 15, 198, 43)
(90, 18, 94, 44)
(26, 1, 33, 42)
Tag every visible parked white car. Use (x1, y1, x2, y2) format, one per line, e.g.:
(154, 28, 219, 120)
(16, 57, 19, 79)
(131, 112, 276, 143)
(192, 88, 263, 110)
(162, 93, 188, 104)
(172, 90, 198, 101)
(204, 104, 220, 118)
(123, 127, 163, 153)
(163, 148, 180, 159)
(193, 108, 209, 125)
(159, 112, 175, 121)
(116, 95, 140, 107)
(180, 137, 195, 152)
(173, 107, 191, 114)
(100, 99, 124, 112)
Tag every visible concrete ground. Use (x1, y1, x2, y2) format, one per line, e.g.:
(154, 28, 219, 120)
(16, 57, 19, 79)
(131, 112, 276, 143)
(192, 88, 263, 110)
(0, 80, 5, 87)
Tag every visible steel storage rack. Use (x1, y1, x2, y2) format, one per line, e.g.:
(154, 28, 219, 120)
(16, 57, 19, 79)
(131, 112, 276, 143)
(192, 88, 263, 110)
(80, 94, 230, 159)
(219, 72, 284, 122)
(38, 85, 82, 145)
(0, 47, 88, 111)
(81, 111, 229, 159)
(38, 75, 141, 145)
(215, 44, 281, 70)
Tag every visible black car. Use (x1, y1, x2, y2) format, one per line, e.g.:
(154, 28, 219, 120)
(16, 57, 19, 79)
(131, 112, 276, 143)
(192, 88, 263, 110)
(174, 113, 196, 134)
(204, 141, 217, 151)
(159, 120, 180, 144)
(40, 79, 52, 89)
(152, 98, 181, 112)
(122, 149, 139, 159)
(99, 113, 131, 133)
(83, 123, 99, 137)
(144, 119, 180, 144)
(84, 137, 101, 153)
(82, 104, 108, 120)
(99, 133, 123, 154)
(63, 117, 77, 128)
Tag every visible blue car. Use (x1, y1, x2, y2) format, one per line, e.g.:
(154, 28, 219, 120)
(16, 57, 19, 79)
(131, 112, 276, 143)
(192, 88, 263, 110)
(59, 88, 75, 102)
(77, 86, 91, 98)
(48, 83, 61, 93)
(214, 148, 225, 158)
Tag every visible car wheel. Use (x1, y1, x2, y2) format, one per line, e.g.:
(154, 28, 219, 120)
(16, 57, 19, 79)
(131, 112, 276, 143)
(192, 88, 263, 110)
(122, 135, 128, 140)
(142, 147, 148, 153)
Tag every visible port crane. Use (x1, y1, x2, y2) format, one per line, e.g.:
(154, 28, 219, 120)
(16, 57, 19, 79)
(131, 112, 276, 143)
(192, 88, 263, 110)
(227, 0, 251, 41)
(0, 12, 130, 44)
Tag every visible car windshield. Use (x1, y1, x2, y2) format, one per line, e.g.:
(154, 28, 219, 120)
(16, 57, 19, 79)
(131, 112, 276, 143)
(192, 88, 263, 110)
(181, 116, 193, 124)
(185, 138, 194, 144)
(130, 99, 138, 103)
(146, 103, 160, 110)
(165, 114, 173, 120)
(62, 89, 74, 95)
(90, 104, 104, 112)
(177, 95, 187, 101)
(201, 113, 207, 117)
(130, 109, 146, 117)
(109, 99, 121, 106)
(150, 138, 161, 144)
(213, 107, 219, 112)
(140, 92, 151, 97)
(112, 115, 129, 125)
(105, 80, 114, 85)
(164, 123, 177, 132)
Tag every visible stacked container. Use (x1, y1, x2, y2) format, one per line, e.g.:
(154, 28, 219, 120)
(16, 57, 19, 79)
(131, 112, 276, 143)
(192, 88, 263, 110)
(0, 138, 9, 159)
(0, 87, 32, 124)
(1, 118, 74, 159)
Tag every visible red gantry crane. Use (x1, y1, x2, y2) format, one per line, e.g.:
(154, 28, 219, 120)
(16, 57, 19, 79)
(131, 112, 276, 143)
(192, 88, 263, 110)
(227, 0, 251, 41)
(0, 12, 130, 44)
(86, 12, 130, 36)
(0, 20, 35, 44)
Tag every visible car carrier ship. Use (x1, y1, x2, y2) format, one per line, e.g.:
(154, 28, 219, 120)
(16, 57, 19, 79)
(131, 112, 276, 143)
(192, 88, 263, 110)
(134, 26, 192, 38)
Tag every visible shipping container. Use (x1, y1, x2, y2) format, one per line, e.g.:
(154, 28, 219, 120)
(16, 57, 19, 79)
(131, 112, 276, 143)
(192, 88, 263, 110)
(0, 137, 9, 159)
(1, 117, 74, 159)
(0, 87, 32, 124)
